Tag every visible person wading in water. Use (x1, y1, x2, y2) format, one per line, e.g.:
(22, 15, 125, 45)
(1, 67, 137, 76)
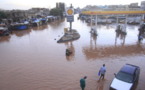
(80, 76, 87, 90)
(99, 64, 106, 80)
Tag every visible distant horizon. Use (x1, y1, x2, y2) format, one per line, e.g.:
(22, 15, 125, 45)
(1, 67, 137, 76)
(0, 0, 144, 10)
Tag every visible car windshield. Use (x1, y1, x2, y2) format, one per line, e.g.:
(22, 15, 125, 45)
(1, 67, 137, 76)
(116, 71, 133, 83)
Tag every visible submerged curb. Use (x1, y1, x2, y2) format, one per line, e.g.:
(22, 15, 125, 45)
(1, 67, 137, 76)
(57, 29, 80, 43)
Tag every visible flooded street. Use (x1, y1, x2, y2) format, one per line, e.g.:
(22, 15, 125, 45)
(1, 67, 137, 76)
(0, 14, 145, 90)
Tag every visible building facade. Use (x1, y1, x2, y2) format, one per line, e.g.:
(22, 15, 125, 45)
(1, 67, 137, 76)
(56, 2, 65, 12)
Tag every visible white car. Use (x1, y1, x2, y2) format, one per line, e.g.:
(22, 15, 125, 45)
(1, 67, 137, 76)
(110, 64, 140, 90)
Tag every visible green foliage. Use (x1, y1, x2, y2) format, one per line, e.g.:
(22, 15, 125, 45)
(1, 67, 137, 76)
(50, 8, 63, 17)
(0, 11, 7, 19)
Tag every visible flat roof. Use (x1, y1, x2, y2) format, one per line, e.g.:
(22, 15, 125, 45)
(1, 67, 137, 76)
(82, 11, 145, 15)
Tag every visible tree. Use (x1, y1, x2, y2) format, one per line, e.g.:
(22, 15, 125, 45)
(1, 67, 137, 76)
(50, 8, 63, 18)
(0, 11, 7, 21)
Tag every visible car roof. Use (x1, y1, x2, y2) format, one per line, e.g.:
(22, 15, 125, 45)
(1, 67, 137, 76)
(120, 64, 138, 75)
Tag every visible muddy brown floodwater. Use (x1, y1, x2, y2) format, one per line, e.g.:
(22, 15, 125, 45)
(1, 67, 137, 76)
(0, 15, 145, 90)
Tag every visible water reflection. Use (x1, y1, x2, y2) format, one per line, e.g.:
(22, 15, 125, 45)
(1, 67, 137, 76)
(83, 31, 145, 59)
(12, 29, 32, 37)
(90, 32, 97, 51)
(65, 41, 75, 61)
(115, 30, 126, 46)
(11, 25, 49, 39)
(32, 25, 48, 31)
(49, 19, 65, 28)
(96, 80, 105, 90)
(106, 24, 110, 29)
(0, 36, 11, 42)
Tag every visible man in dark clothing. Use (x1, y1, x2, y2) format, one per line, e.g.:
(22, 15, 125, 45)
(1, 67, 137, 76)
(80, 76, 87, 90)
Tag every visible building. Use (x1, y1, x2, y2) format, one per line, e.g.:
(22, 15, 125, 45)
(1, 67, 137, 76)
(128, 3, 140, 11)
(141, 1, 145, 10)
(141, 1, 145, 22)
(130, 3, 138, 7)
(82, 2, 142, 11)
(28, 8, 50, 18)
(3, 10, 28, 22)
(0, 8, 50, 23)
(56, 2, 65, 12)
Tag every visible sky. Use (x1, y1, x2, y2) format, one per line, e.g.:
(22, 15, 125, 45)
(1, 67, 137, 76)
(0, 0, 144, 10)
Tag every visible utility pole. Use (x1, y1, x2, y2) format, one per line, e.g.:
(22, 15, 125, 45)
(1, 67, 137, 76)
(70, 4, 73, 31)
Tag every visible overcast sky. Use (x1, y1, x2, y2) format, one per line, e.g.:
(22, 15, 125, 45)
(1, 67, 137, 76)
(0, 0, 144, 10)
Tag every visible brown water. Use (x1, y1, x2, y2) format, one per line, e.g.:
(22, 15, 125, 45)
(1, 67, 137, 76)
(0, 15, 145, 90)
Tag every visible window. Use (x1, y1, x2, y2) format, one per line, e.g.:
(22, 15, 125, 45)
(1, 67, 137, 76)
(116, 71, 133, 83)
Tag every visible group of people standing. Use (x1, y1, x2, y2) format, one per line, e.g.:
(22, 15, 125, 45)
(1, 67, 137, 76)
(80, 64, 106, 90)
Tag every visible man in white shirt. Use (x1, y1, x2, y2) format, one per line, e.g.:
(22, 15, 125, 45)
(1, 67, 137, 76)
(99, 64, 106, 80)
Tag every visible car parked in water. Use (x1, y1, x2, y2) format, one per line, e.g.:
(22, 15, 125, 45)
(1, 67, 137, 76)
(110, 64, 140, 90)
(0, 24, 11, 36)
